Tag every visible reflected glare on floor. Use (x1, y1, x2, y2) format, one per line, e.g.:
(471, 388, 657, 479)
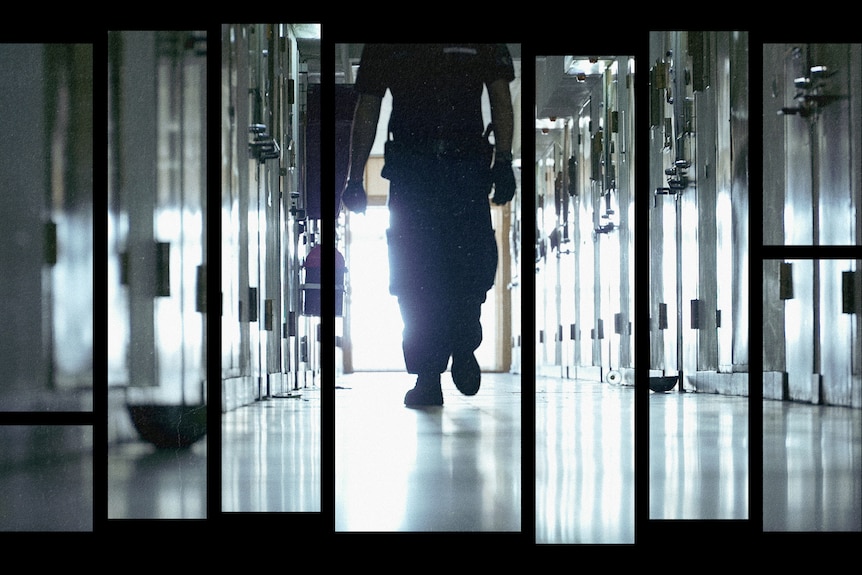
(535, 376, 634, 544)
(336, 371, 521, 532)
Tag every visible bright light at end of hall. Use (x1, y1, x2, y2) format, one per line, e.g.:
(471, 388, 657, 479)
(565, 56, 615, 78)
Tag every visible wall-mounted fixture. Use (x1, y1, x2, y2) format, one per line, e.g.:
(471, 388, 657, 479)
(778, 61, 835, 118)
(249, 123, 281, 163)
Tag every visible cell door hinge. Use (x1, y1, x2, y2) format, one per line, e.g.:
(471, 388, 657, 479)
(264, 298, 274, 330)
(690, 299, 701, 329)
(44, 220, 57, 266)
(155, 242, 170, 297)
(842, 270, 858, 314)
(658, 303, 668, 330)
(248, 287, 258, 322)
(780, 262, 794, 300)
(196, 265, 206, 313)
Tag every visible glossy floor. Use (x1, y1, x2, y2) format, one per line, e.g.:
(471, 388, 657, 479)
(535, 376, 635, 544)
(108, 439, 207, 519)
(650, 391, 749, 520)
(764, 399, 862, 531)
(335, 371, 521, 532)
(0, 426, 93, 531)
(222, 387, 321, 513)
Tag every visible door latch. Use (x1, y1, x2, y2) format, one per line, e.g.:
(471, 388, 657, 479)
(655, 159, 691, 205)
(779, 63, 835, 118)
(249, 123, 280, 163)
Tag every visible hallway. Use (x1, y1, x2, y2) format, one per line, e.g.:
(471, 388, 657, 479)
(335, 371, 521, 532)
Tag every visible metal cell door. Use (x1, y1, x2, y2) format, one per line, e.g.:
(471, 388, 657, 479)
(784, 259, 818, 402)
(1, 44, 93, 411)
(775, 43, 860, 246)
(819, 259, 859, 405)
(110, 30, 207, 413)
(221, 25, 247, 388)
(253, 25, 287, 392)
(155, 33, 207, 407)
(767, 43, 861, 405)
(808, 46, 861, 404)
(0, 45, 48, 405)
(224, 25, 310, 404)
(649, 32, 686, 381)
(535, 147, 560, 375)
(45, 45, 94, 398)
(245, 26, 268, 394)
(596, 58, 634, 380)
(232, 24, 287, 397)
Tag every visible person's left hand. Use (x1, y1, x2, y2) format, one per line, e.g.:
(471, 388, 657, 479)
(491, 156, 515, 205)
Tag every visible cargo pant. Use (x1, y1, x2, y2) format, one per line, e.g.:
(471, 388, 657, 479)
(383, 138, 498, 375)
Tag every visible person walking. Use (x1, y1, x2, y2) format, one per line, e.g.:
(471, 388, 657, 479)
(341, 43, 516, 407)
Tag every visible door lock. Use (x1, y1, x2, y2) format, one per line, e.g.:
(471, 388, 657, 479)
(779, 64, 835, 118)
(249, 123, 281, 163)
(655, 159, 690, 205)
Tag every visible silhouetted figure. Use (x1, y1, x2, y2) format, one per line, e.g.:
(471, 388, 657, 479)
(342, 44, 516, 406)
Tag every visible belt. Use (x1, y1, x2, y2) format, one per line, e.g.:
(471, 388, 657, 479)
(394, 137, 489, 158)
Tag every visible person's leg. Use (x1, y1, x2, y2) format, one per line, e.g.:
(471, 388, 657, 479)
(397, 291, 451, 406)
(447, 211, 497, 396)
(398, 292, 451, 375)
(387, 194, 452, 406)
(449, 293, 484, 395)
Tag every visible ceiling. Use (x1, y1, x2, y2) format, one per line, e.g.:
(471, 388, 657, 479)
(536, 55, 598, 120)
(535, 56, 620, 161)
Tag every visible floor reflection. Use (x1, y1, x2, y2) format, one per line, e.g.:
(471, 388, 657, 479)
(764, 400, 862, 532)
(222, 388, 321, 513)
(535, 376, 635, 544)
(108, 440, 206, 519)
(0, 426, 93, 531)
(650, 392, 749, 520)
(335, 371, 521, 532)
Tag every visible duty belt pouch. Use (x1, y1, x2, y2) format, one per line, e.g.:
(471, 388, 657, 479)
(474, 227, 498, 294)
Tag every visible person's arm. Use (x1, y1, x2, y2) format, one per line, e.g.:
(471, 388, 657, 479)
(341, 93, 382, 214)
(487, 78, 516, 205)
(346, 93, 382, 184)
(487, 78, 513, 160)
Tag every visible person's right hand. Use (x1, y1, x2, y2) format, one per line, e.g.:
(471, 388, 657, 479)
(342, 180, 367, 214)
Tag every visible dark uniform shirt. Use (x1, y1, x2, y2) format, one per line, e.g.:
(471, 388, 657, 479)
(354, 44, 515, 143)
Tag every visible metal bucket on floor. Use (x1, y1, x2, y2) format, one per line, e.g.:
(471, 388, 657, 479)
(649, 375, 678, 393)
(127, 404, 207, 449)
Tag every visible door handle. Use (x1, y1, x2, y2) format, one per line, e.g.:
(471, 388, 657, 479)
(778, 64, 835, 118)
(249, 123, 280, 163)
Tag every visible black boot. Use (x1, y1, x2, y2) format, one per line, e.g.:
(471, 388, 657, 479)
(451, 352, 481, 396)
(404, 373, 443, 407)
